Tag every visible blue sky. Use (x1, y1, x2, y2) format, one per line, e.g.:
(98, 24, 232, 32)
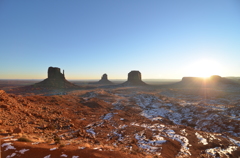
(0, 0, 240, 79)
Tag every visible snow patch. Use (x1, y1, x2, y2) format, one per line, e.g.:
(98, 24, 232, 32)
(195, 132, 208, 145)
(101, 113, 114, 120)
(78, 146, 86, 149)
(86, 128, 96, 138)
(180, 129, 188, 136)
(2, 142, 16, 151)
(131, 123, 191, 156)
(50, 147, 58, 151)
(18, 149, 30, 154)
(135, 132, 166, 155)
(228, 137, 240, 147)
(0, 136, 14, 139)
(205, 146, 238, 157)
(60, 154, 68, 157)
(165, 130, 191, 157)
(44, 155, 51, 158)
(6, 153, 16, 158)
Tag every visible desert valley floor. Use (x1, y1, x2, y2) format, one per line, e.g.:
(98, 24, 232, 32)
(1, 80, 240, 158)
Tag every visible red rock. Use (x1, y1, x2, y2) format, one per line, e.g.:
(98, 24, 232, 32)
(91, 74, 113, 85)
(122, 71, 147, 86)
(34, 67, 79, 88)
(7, 129, 13, 133)
(0, 104, 9, 108)
(13, 127, 22, 133)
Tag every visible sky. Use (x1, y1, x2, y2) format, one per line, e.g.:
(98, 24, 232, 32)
(0, 0, 240, 79)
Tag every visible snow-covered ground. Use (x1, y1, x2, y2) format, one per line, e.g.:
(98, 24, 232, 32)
(133, 92, 240, 137)
(80, 87, 240, 136)
(78, 87, 240, 157)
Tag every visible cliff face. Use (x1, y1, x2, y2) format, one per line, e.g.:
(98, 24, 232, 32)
(48, 67, 65, 80)
(122, 71, 147, 86)
(128, 71, 142, 83)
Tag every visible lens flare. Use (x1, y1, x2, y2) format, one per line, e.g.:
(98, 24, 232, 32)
(186, 59, 221, 78)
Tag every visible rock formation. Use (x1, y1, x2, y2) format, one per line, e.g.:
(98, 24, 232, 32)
(122, 71, 147, 86)
(97, 74, 113, 84)
(48, 67, 65, 80)
(89, 74, 113, 85)
(181, 77, 204, 84)
(174, 75, 239, 87)
(34, 67, 78, 88)
(101, 74, 108, 81)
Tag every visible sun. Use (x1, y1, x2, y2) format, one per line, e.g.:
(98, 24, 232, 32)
(187, 59, 220, 78)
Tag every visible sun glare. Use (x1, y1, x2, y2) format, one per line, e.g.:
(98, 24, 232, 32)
(187, 59, 220, 78)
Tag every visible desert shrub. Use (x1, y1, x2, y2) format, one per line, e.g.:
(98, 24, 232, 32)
(18, 137, 32, 142)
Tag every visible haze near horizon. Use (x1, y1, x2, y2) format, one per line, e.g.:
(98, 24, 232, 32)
(0, 0, 240, 79)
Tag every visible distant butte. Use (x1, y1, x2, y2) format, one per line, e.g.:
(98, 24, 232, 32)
(89, 74, 113, 85)
(48, 67, 65, 80)
(122, 70, 147, 86)
(34, 67, 78, 88)
(97, 74, 113, 84)
(174, 75, 239, 87)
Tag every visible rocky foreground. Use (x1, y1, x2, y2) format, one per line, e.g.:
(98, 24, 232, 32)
(1, 86, 240, 158)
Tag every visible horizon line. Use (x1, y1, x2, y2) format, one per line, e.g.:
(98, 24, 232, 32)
(1, 76, 240, 80)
